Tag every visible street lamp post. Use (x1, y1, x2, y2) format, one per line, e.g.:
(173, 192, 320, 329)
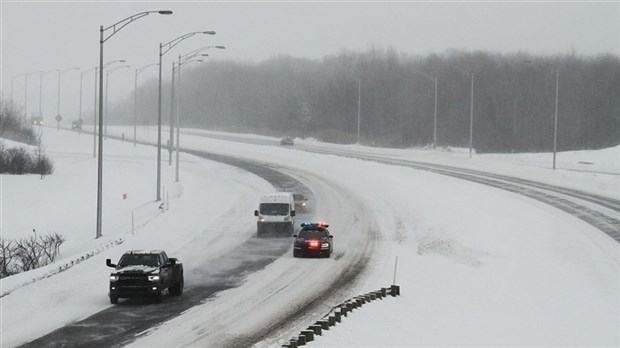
(416, 71, 438, 149)
(134, 63, 158, 147)
(96, 10, 172, 239)
(156, 30, 216, 201)
(524, 60, 560, 170)
(105, 65, 131, 139)
(469, 73, 474, 158)
(11, 73, 25, 103)
(168, 48, 217, 165)
(94, 60, 125, 157)
(168, 61, 176, 165)
(93, 67, 98, 157)
(451, 66, 475, 157)
(553, 69, 559, 170)
(79, 67, 97, 134)
(175, 48, 221, 181)
(39, 70, 56, 121)
(24, 72, 34, 120)
(174, 59, 204, 182)
(357, 77, 361, 144)
(56, 67, 80, 130)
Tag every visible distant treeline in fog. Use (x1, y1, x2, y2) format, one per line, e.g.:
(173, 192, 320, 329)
(110, 48, 620, 153)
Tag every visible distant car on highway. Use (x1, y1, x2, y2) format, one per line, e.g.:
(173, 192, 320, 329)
(31, 117, 43, 126)
(280, 137, 294, 146)
(293, 193, 307, 212)
(293, 222, 333, 258)
(71, 120, 82, 131)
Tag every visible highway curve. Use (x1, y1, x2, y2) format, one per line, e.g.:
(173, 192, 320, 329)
(20, 150, 377, 347)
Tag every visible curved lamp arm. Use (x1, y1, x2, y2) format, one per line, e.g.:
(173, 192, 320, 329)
(103, 10, 172, 43)
(161, 31, 216, 57)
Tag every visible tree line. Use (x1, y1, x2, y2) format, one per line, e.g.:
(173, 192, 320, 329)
(110, 49, 620, 153)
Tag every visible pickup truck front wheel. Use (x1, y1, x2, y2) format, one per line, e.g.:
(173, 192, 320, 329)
(169, 275, 184, 296)
(154, 292, 162, 303)
(110, 294, 118, 304)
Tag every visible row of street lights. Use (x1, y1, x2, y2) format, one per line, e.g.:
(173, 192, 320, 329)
(168, 45, 225, 166)
(155, 31, 216, 201)
(95, 10, 224, 238)
(12, 69, 79, 124)
(134, 63, 159, 147)
(171, 46, 226, 182)
(357, 64, 557, 166)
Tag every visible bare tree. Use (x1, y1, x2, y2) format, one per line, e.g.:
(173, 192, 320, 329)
(14, 232, 43, 272)
(0, 238, 15, 277)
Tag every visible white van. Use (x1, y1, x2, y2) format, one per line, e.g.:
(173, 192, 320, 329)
(254, 192, 296, 237)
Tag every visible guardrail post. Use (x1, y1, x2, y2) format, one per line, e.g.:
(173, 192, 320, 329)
(334, 310, 341, 323)
(310, 324, 322, 336)
(297, 334, 306, 345)
(282, 340, 297, 348)
(302, 330, 314, 342)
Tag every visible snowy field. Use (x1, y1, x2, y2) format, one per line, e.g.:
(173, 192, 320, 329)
(1, 126, 618, 347)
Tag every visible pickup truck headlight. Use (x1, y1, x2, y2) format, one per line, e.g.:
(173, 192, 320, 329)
(110, 275, 119, 282)
(148, 275, 160, 282)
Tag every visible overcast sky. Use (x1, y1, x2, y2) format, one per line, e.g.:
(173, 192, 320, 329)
(1, 0, 618, 121)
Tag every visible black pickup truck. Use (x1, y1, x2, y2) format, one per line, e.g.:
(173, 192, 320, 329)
(106, 250, 184, 304)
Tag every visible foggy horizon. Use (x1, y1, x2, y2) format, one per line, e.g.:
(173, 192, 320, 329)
(1, 1, 618, 121)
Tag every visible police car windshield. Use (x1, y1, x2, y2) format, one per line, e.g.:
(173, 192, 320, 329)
(259, 203, 289, 215)
(299, 229, 327, 239)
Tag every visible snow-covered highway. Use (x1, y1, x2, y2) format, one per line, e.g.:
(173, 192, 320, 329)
(2, 126, 618, 347)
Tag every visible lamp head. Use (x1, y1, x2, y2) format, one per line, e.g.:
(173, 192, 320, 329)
(158, 10, 173, 15)
(203, 31, 216, 35)
(215, 46, 226, 49)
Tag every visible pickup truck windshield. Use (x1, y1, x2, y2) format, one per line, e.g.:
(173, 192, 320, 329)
(259, 203, 290, 216)
(118, 254, 160, 267)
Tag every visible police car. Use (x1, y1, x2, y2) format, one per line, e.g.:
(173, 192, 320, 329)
(293, 222, 333, 258)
